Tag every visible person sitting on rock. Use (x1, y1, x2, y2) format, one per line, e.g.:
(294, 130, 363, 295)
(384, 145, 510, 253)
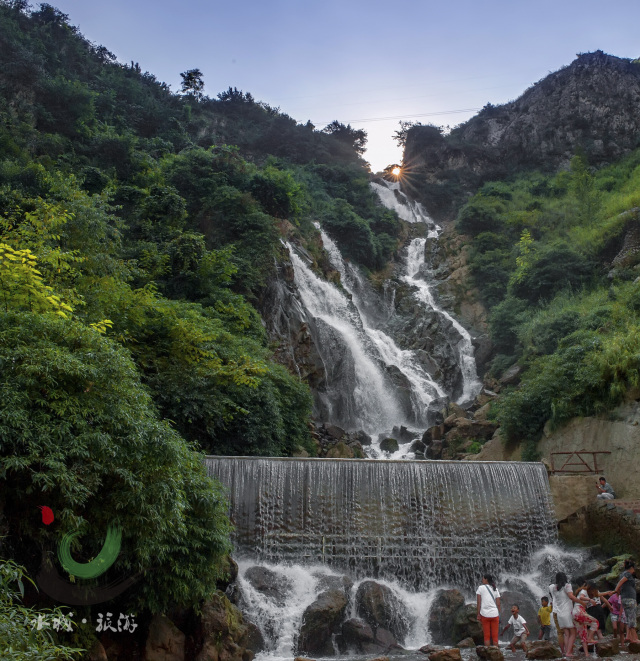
(537, 596, 553, 640)
(596, 477, 616, 500)
(501, 604, 530, 652)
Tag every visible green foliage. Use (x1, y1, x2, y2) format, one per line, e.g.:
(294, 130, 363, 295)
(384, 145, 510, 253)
(464, 148, 640, 448)
(0, 312, 232, 612)
(0, 559, 84, 660)
(456, 195, 506, 235)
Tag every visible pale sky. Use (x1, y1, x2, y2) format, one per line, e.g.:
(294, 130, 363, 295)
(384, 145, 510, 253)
(49, 0, 640, 171)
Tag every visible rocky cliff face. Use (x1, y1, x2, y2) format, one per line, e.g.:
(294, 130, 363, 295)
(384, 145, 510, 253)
(404, 51, 640, 218)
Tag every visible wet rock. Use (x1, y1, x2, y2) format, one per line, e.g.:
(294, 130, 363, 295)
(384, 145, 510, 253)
(244, 623, 265, 654)
(428, 589, 466, 644)
(380, 438, 400, 454)
(525, 641, 562, 659)
(326, 441, 355, 458)
(294, 657, 316, 661)
(323, 424, 347, 440)
(355, 580, 409, 644)
(476, 646, 504, 661)
(342, 618, 376, 651)
(456, 637, 476, 648)
(428, 648, 462, 661)
(314, 573, 353, 593)
(392, 425, 419, 442)
(451, 604, 482, 645)
(426, 440, 444, 459)
(595, 639, 620, 657)
(419, 644, 444, 654)
(627, 641, 640, 654)
(197, 592, 258, 661)
(375, 627, 400, 650)
(500, 590, 539, 639)
(298, 589, 348, 656)
(243, 566, 292, 605)
(354, 430, 373, 446)
(145, 614, 185, 661)
(410, 440, 427, 454)
(216, 555, 239, 592)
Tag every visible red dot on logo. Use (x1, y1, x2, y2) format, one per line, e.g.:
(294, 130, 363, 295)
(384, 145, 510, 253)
(38, 506, 54, 525)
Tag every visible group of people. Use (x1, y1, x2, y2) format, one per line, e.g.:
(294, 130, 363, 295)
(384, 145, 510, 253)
(475, 561, 638, 656)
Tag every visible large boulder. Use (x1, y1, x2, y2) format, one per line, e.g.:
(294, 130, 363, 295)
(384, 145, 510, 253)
(355, 580, 409, 644)
(380, 438, 400, 454)
(297, 589, 348, 656)
(525, 641, 562, 659)
(313, 573, 353, 594)
(341, 619, 400, 654)
(428, 649, 461, 661)
(342, 618, 376, 652)
(596, 640, 620, 657)
(326, 441, 355, 458)
(499, 591, 540, 640)
(427, 589, 466, 644)
(476, 646, 504, 661)
(145, 614, 185, 661)
(243, 566, 292, 605)
(451, 604, 482, 645)
(217, 555, 239, 592)
(196, 592, 258, 661)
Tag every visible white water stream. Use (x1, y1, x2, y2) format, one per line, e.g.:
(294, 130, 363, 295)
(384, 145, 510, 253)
(373, 179, 481, 405)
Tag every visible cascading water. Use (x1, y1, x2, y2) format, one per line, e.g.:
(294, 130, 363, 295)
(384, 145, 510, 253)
(372, 179, 482, 405)
(218, 184, 565, 659)
(207, 457, 556, 589)
(286, 242, 405, 436)
(207, 457, 571, 657)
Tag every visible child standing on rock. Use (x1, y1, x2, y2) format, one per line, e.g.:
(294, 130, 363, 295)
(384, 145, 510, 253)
(502, 604, 530, 652)
(537, 596, 553, 640)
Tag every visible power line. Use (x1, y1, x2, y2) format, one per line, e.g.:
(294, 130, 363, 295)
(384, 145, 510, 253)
(312, 107, 482, 125)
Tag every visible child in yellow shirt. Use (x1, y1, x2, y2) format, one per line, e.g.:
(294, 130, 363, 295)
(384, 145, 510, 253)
(538, 596, 553, 640)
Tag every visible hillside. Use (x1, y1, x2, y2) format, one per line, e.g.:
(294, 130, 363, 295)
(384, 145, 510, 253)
(403, 51, 640, 218)
(0, 0, 407, 628)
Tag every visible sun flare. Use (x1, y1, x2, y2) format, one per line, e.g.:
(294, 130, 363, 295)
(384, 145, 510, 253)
(391, 167, 401, 176)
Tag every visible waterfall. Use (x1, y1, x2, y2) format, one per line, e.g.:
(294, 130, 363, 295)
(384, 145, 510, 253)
(208, 457, 568, 656)
(286, 242, 405, 436)
(372, 179, 482, 405)
(207, 457, 556, 590)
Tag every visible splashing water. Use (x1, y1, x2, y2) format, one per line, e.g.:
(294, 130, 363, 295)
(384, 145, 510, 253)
(209, 456, 571, 657)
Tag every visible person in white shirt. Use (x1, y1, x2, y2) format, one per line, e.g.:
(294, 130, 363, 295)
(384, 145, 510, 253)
(501, 604, 530, 652)
(476, 573, 501, 646)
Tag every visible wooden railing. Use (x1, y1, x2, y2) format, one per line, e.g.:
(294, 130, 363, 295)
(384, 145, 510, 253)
(550, 450, 611, 474)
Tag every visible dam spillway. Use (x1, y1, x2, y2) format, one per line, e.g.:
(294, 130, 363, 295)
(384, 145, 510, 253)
(205, 456, 557, 591)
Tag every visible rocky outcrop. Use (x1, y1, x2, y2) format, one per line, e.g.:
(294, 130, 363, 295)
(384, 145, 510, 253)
(595, 639, 620, 657)
(355, 580, 409, 644)
(450, 604, 482, 645)
(196, 592, 261, 661)
(145, 615, 185, 661)
(427, 589, 466, 644)
(404, 52, 640, 219)
(428, 649, 461, 661)
(476, 646, 504, 661)
(297, 589, 348, 656)
(525, 641, 562, 659)
(243, 566, 292, 606)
